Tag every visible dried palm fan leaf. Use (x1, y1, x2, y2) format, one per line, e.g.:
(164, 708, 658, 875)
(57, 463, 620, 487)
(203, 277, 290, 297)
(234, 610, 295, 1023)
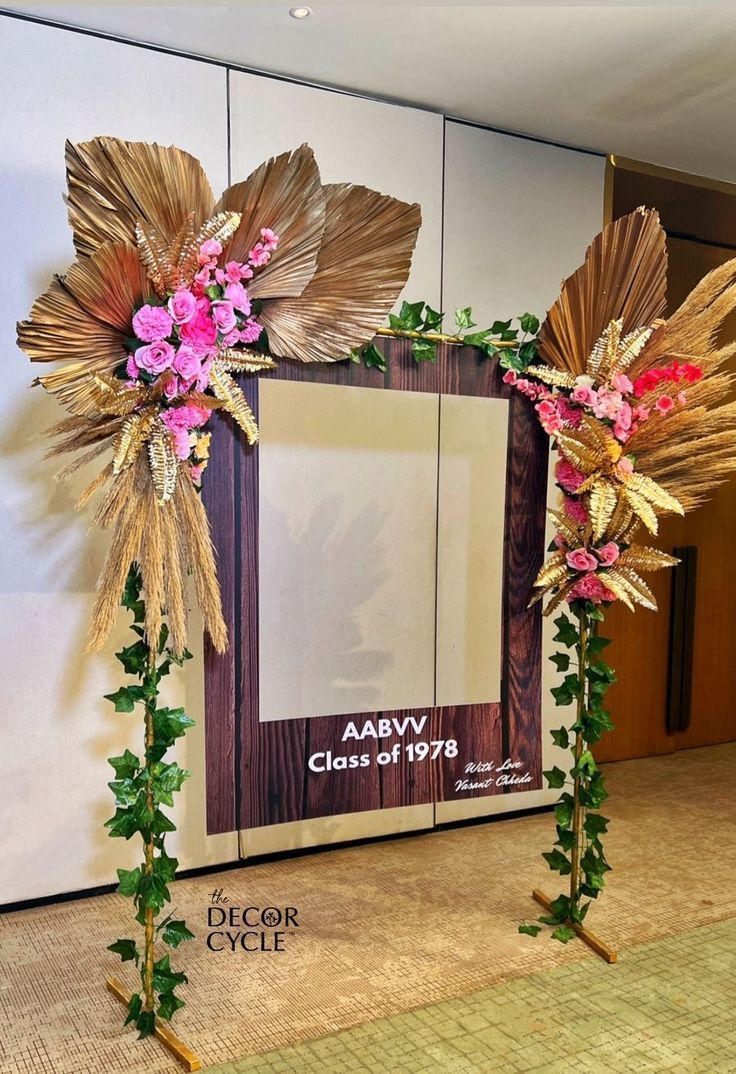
(217, 144, 326, 299)
(66, 136, 215, 256)
(261, 183, 421, 362)
(537, 207, 667, 374)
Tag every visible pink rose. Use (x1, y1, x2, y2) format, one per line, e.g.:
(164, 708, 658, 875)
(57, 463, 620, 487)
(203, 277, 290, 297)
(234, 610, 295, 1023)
(556, 459, 585, 493)
(260, 227, 280, 249)
(173, 345, 202, 380)
(134, 340, 175, 375)
(571, 384, 597, 406)
(248, 242, 271, 267)
(613, 422, 631, 443)
(198, 238, 222, 266)
(611, 372, 634, 393)
(565, 497, 589, 525)
(179, 302, 217, 350)
(596, 541, 620, 566)
(212, 301, 237, 335)
(656, 394, 674, 414)
(224, 281, 251, 314)
(168, 289, 197, 325)
(566, 548, 599, 572)
(162, 376, 180, 400)
(132, 304, 173, 343)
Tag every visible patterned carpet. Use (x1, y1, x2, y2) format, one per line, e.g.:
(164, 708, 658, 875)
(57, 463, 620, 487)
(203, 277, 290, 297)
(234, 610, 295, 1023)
(1, 744, 734, 1074)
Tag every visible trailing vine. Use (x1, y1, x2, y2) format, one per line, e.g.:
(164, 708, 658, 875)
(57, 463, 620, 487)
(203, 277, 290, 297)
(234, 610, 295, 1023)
(349, 300, 541, 371)
(104, 565, 195, 1036)
(519, 601, 616, 941)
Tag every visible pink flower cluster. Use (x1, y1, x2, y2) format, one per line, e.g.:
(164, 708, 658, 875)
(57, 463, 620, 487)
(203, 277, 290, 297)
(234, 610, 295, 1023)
(503, 360, 701, 445)
(122, 228, 279, 473)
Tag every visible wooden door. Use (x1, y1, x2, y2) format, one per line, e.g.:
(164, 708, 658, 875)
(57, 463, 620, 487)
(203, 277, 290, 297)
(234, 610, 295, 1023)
(597, 232, 736, 761)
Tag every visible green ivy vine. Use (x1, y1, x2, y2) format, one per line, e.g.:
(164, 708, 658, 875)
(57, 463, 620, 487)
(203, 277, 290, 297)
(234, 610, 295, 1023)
(104, 565, 195, 1036)
(519, 602, 616, 942)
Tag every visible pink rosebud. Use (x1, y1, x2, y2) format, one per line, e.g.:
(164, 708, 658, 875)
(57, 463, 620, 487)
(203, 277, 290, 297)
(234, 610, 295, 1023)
(198, 238, 222, 265)
(134, 340, 175, 375)
(132, 304, 173, 343)
(656, 394, 674, 414)
(596, 541, 620, 566)
(248, 242, 271, 267)
(212, 300, 238, 335)
(611, 372, 634, 394)
(173, 345, 202, 380)
(568, 572, 613, 604)
(168, 289, 197, 325)
(566, 548, 599, 572)
(553, 532, 567, 549)
(162, 376, 180, 400)
(224, 280, 251, 314)
(502, 369, 518, 385)
(571, 384, 597, 406)
(536, 400, 557, 419)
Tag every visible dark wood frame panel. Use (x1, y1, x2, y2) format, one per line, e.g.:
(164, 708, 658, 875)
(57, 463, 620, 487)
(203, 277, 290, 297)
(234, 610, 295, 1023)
(204, 339, 548, 833)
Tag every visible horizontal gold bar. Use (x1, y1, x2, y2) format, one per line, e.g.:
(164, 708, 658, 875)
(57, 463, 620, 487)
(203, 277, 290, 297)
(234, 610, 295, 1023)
(106, 976, 203, 1071)
(375, 326, 517, 348)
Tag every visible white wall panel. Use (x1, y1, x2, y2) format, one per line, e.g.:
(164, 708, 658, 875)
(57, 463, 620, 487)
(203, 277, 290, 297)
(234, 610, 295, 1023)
(228, 71, 443, 311)
(437, 123, 605, 824)
(0, 16, 235, 903)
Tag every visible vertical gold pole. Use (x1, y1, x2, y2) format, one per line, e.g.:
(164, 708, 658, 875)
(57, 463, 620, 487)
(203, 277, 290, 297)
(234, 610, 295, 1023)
(143, 650, 156, 1013)
(569, 612, 588, 912)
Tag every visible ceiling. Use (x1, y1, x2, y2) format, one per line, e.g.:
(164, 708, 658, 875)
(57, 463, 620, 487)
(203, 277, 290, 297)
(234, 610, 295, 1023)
(7, 4, 736, 182)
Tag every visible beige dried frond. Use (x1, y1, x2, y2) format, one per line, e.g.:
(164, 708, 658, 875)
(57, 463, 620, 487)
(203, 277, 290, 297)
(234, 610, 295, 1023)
(209, 363, 260, 444)
(537, 207, 667, 374)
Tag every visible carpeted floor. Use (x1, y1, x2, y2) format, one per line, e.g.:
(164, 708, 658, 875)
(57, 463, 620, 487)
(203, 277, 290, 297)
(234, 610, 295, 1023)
(1, 744, 734, 1074)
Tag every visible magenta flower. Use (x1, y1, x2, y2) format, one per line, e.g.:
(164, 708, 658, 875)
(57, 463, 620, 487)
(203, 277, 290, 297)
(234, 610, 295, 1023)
(224, 281, 251, 314)
(656, 394, 675, 414)
(565, 497, 589, 525)
(134, 340, 175, 375)
(239, 319, 264, 344)
(212, 301, 237, 335)
(556, 459, 585, 493)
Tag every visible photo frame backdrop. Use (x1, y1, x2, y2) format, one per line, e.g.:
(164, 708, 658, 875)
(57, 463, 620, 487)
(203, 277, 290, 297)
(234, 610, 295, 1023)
(204, 338, 548, 833)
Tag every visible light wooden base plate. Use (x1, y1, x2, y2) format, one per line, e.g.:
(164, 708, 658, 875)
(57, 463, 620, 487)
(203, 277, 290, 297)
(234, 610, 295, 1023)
(531, 889, 618, 964)
(106, 977, 203, 1071)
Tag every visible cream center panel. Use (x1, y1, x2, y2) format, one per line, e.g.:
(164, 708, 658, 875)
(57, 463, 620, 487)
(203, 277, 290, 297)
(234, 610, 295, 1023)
(257, 379, 508, 724)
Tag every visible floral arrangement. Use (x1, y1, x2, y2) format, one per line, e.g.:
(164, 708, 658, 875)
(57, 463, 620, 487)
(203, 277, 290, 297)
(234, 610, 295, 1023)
(512, 207, 736, 947)
(17, 136, 421, 1044)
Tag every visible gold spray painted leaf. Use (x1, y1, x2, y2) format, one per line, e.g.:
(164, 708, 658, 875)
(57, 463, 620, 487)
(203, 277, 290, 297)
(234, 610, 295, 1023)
(217, 349, 277, 374)
(148, 419, 178, 504)
(113, 409, 155, 475)
(209, 363, 260, 444)
(589, 482, 618, 541)
(617, 545, 679, 572)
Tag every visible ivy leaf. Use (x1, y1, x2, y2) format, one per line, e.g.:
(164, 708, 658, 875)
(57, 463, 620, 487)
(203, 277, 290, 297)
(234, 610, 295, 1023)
(362, 342, 387, 373)
(551, 925, 577, 944)
(138, 873, 171, 916)
(154, 846, 179, 884)
(153, 762, 190, 806)
(584, 813, 609, 838)
(542, 849, 571, 875)
(421, 305, 444, 331)
(554, 797, 574, 828)
(153, 954, 188, 995)
(412, 339, 437, 364)
(587, 635, 612, 656)
(556, 825, 576, 851)
(543, 766, 567, 789)
(550, 727, 570, 750)
(576, 750, 598, 777)
(399, 300, 426, 329)
(455, 307, 476, 331)
(549, 651, 570, 672)
(115, 640, 149, 677)
(161, 919, 195, 948)
(136, 1010, 156, 1039)
(108, 778, 142, 807)
(116, 866, 142, 898)
(107, 938, 139, 964)
(518, 923, 542, 937)
(463, 329, 492, 348)
(519, 312, 540, 335)
(105, 807, 141, 840)
(489, 318, 511, 334)
(151, 809, 177, 836)
(104, 687, 136, 713)
(552, 614, 579, 648)
(157, 991, 186, 1021)
(124, 991, 142, 1027)
(157, 623, 169, 654)
(347, 348, 361, 364)
(108, 749, 140, 780)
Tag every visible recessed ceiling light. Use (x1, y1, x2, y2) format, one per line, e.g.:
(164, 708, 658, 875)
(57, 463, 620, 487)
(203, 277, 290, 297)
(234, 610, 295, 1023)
(289, 6, 312, 18)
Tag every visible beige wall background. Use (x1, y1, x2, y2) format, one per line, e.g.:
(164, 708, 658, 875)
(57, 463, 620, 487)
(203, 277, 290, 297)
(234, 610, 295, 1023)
(0, 13, 605, 903)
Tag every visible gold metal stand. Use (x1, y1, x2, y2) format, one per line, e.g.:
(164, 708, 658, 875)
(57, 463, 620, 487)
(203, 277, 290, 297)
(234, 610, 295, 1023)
(106, 977, 203, 1071)
(531, 890, 617, 964)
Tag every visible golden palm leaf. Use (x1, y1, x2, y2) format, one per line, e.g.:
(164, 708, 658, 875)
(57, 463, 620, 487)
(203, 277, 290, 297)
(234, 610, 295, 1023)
(525, 365, 576, 388)
(534, 550, 568, 588)
(148, 419, 178, 504)
(260, 183, 421, 362)
(216, 144, 326, 300)
(208, 363, 260, 444)
(617, 545, 679, 572)
(65, 136, 215, 256)
(112, 409, 156, 475)
(589, 482, 618, 541)
(537, 207, 667, 375)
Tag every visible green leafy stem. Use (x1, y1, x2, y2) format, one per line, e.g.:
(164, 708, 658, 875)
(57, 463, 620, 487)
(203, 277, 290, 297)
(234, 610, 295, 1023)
(519, 602, 616, 943)
(104, 565, 195, 1037)
(349, 301, 540, 372)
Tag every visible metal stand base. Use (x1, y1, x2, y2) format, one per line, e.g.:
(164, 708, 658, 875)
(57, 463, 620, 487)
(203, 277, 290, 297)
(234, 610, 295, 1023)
(532, 889, 618, 963)
(106, 976, 203, 1071)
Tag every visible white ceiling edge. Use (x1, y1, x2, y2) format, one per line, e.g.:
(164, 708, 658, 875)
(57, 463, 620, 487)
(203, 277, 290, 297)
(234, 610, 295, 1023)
(4, 5, 736, 183)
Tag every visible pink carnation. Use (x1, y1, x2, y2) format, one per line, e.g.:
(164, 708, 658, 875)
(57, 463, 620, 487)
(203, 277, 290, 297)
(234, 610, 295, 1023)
(566, 548, 599, 572)
(596, 541, 620, 566)
(161, 404, 210, 430)
(239, 319, 264, 344)
(126, 355, 139, 380)
(565, 497, 588, 525)
(134, 340, 175, 375)
(132, 304, 173, 343)
(568, 573, 615, 605)
(556, 459, 585, 493)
